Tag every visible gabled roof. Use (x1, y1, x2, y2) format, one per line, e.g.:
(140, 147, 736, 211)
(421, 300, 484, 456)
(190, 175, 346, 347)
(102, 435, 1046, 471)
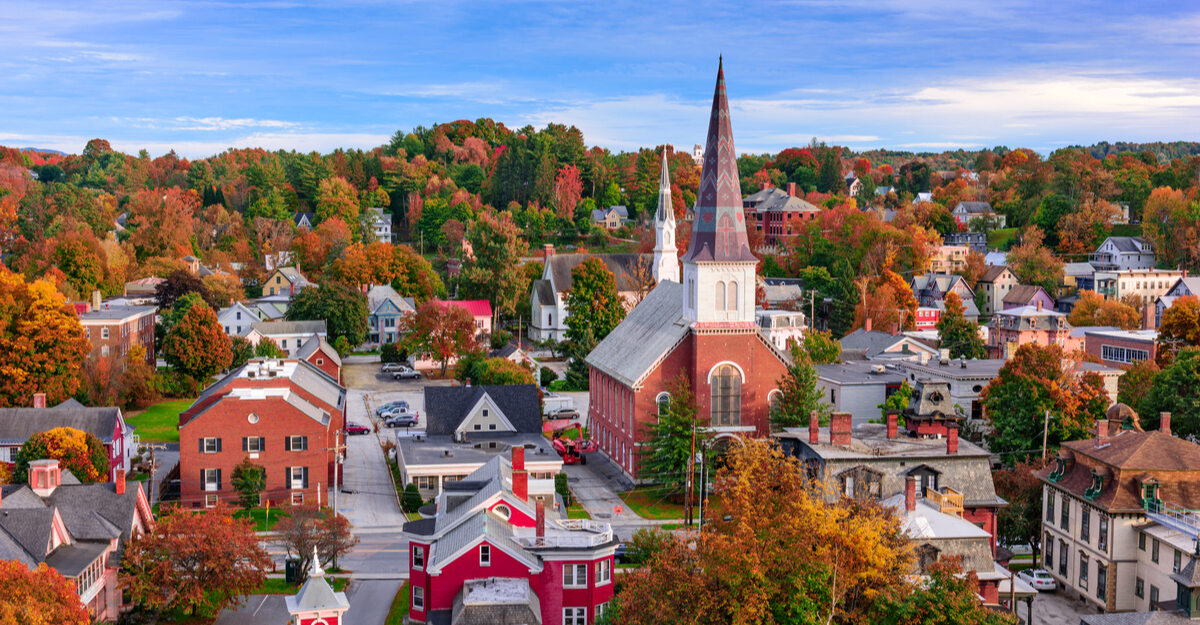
(1101, 236, 1152, 253)
(271, 266, 315, 288)
(544, 253, 652, 294)
(437, 299, 492, 318)
(0, 407, 122, 445)
(953, 201, 993, 214)
(532, 279, 555, 306)
(367, 284, 416, 315)
(424, 385, 541, 436)
(743, 187, 819, 213)
(980, 265, 1013, 283)
(584, 281, 690, 389)
(1002, 284, 1050, 307)
(218, 301, 261, 321)
(296, 335, 342, 368)
(252, 319, 327, 336)
(911, 274, 972, 296)
(839, 329, 936, 360)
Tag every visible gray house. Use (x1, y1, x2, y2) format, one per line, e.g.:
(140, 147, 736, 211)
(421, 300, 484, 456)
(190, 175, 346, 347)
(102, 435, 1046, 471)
(366, 285, 415, 345)
(1090, 236, 1156, 271)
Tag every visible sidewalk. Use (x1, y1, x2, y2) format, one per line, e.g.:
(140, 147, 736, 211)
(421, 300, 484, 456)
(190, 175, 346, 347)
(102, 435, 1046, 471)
(563, 453, 641, 523)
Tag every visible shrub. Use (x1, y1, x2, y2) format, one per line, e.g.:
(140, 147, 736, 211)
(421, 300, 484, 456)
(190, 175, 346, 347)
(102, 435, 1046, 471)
(490, 329, 513, 350)
(381, 342, 408, 364)
(401, 483, 424, 513)
(539, 367, 558, 387)
(555, 472, 570, 506)
(626, 527, 673, 565)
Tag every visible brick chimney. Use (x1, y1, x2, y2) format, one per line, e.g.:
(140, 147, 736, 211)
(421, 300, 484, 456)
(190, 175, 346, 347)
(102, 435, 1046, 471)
(1036, 300, 1043, 312)
(1160, 412, 1172, 435)
(91, 289, 102, 310)
(890, 321, 899, 336)
(786, 182, 797, 197)
(115, 468, 126, 495)
(511, 446, 527, 500)
(32, 393, 46, 409)
(830, 412, 852, 447)
(947, 427, 959, 454)
(864, 317, 873, 333)
(535, 499, 545, 539)
(905, 476, 917, 512)
(1143, 303, 1156, 330)
(809, 410, 819, 444)
(886, 411, 898, 440)
(760, 181, 769, 190)
(1095, 419, 1109, 447)
(543, 243, 555, 261)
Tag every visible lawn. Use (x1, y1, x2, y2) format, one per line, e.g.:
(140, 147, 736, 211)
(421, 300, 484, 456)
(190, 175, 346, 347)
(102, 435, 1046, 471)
(618, 486, 699, 521)
(987, 227, 1019, 250)
(233, 507, 289, 532)
(385, 582, 411, 625)
(253, 577, 349, 595)
(566, 500, 590, 519)
(126, 398, 195, 443)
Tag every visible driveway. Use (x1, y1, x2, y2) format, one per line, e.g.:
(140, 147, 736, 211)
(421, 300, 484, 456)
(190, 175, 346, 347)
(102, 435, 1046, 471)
(216, 579, 404, 625)
(338, 389, 407, 530)
(1026, 588, 1100, 625)
(563, 452, 644, 539)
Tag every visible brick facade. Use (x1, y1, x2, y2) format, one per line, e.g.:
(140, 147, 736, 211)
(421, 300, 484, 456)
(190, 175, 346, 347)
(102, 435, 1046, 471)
(79, 306, 156, 364)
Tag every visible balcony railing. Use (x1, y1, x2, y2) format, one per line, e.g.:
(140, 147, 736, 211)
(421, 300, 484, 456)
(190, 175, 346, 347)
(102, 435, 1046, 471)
(1145, 499, 1200, 539)
(927, 487, 964, 517)
(513, 519, 614, 549)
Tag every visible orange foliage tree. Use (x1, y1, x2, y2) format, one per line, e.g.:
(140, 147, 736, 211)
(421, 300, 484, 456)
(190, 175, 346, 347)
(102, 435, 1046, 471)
(1067, 290, 1140, 330)
(0, 269, 90, 407)
(161, 302, 233, 381)
(1157, 295, 1200, 365)
(0, 561, 91, 625)
(853, 268, 918, 332)
(14, 426, 108, 483)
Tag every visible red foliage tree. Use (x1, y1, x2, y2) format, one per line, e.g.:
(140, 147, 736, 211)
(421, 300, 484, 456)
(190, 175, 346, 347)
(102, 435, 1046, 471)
(0, 561, 91, 625)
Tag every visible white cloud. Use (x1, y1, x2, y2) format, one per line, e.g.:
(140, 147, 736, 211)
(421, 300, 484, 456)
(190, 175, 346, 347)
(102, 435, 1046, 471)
(0, 131, 391, 159)
(115, 117, 302, 131)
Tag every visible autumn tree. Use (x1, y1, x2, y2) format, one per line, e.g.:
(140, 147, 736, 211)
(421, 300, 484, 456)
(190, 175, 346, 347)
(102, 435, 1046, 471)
(0, 270, 90, 407)
(119, 344, 160, 409)
(983, 344, 1110, 464)
(1157, 295, 1200, 365)
(937, 291, 986, 359)
(803, 328, 842, 364)
(638, 375, 708, 502)
(1117, 358, 1159, 410)
(314, 176, 361, 232)
(273, 505, 360, 581)
(870, 557, 1016, 625)
(1067, 290, 1141, 330)
(991, 458, 1048, 562)
(854, 268, 918, 331)
(122, 503, 270, 616)
(454, 353, 535, 386)
(1006, 227, 1064, 292)
(458, 211, 529, 318)
(553, 164, 584, 221)
(1139, 348, 1200, 437)
(286, 283, 370, 346)
(0, 561, 91, 625)
(162, 301, 233, 381)
(408, 301, 477, 375)
(1142, 187, 1200, 271)
(201, 273, 244, 308)
(154, 269, 208, 311)
(126, 188, 199, 260)
(14, 427, 109, 483)
(771, 343, 831, 429)
(1056, 198, 1122, 256)
(565, 257, 626, 345)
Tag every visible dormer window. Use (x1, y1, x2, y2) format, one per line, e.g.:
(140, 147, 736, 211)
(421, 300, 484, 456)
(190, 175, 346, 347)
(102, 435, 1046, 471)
(1085, 470, 1106, 500)
(1048, 458, 1067, 482)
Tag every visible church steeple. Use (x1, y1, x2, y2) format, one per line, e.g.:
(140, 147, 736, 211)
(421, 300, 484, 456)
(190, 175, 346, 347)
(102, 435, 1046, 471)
(652, 149, 679, 284)
(681, 59, 757, 325)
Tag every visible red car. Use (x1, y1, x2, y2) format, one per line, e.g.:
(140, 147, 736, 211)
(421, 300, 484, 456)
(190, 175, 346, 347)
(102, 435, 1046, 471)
(345, 423, 371, 435)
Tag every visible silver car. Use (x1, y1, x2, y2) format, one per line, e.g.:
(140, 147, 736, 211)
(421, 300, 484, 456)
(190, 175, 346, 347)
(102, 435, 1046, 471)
(1017, 568, 1058, 591)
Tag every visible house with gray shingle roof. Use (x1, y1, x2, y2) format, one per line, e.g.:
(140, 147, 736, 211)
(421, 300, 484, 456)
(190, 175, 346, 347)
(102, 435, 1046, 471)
(951, 201, 1004, 228)
(528, 252, 652, 342)
(264, 266, 316, 297)
(590, 205, 629, 230)
(1090, 236, 1156, 271)
(366, 284, 415, 345)
(246, 319, 327, 356)
(0, 400, 133, 480)
(217, 301, 261, 337)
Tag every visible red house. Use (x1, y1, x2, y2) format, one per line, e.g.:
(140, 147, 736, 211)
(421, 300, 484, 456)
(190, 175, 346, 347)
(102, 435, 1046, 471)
(0, 395, 133, 481)
(404, 447, 617, 624)
(584, 60, 790, 480)
(296, 334, 342, 383)
(178, 359, 346, 508)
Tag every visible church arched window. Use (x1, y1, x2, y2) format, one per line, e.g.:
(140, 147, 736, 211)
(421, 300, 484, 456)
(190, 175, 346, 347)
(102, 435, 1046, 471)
(656, 392, 671, 420)
(715, 281, 726, 311)
(727, 280, 738, 310)
(710, 364, 742, 426)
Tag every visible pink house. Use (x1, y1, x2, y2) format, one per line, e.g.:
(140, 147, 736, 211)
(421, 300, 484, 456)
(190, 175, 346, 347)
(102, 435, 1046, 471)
(404, 448, 617, 624)
(438, 299, 493, 338)
(986, 302, 1072, 358)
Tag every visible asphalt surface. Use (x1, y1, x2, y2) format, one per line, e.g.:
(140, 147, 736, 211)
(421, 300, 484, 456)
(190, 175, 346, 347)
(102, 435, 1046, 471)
(215, 579, 403, 625)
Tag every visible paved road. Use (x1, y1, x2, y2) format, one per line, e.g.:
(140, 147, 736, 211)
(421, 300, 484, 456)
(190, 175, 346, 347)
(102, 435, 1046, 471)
(216, 579, 404, 625)
(1027, 588, 1100, 625)
(563, 453, 643, 539)
(339, 388, 407, 530)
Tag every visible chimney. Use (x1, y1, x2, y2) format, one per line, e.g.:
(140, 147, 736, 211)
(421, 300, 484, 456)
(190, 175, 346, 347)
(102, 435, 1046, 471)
(830, 412, 852, 447)
(760, 181, 769, 190)
(809, 410, 819, 444)
(787, 182, 797, 197)
(32, 393, 46, 409)
(543, 243, 555, 261)
(115, 468, 126, 495)
(535, 499, 545, 539)
(1095, 419, 1109, 447)
(890, 322, 900, 336)
(886, 411, 898, 440)
(1036, 300, 1043, 312)
(511, 446, 528, 500)
(91, 289, 101, 310)
(512, 446, 525, 471)
(864, 317, 873, 333)
(1160, 412, 1172, 435)
(947, 427, 959, 454)
(1143, 303, 1156, 330)
(905, 476, 917, 512)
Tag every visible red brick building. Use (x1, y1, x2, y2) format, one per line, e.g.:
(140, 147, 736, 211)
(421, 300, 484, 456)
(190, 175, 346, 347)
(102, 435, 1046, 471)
(585, 62, 790, 480)
(1082, 328, 1158, 369)
(78, 299, 156, 365)
(178, 359, 346, 508)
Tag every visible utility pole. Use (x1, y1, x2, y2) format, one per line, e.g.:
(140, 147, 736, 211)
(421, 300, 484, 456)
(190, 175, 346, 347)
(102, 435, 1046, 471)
(1042, 409, 1051, 460)
(329, 430, 347, 569)
(684, 416, 697, 527)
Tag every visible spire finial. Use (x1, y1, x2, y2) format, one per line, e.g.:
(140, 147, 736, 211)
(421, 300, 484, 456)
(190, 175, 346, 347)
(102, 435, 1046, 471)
(309, 546, 324, 578)
(660, 149, 670, 190)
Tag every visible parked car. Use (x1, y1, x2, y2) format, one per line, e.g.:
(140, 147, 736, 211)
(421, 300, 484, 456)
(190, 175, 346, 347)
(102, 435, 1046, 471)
(1017, 568, 1058, 591)
(381, 362, 405, 372)
(385, 413, 419, 428)
(392, 368, 422, 380)
(375, 400, 410, 416)
(545, 407, 580, 421)
(345, 423, 370, 435)
(613, 543, 628, 564)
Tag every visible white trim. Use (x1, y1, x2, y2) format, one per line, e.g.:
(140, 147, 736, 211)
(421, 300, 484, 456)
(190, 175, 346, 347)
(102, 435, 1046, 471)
(706, 360, 746, 384)
(454, 393, 517, 436)
(766, 388, 782, 404)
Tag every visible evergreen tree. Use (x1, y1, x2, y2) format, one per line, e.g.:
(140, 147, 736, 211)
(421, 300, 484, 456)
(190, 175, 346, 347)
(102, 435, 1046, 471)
(639, 375, 710, 501)
(564, 257, 626, 345)
(1139, 347, 1200, 437)
(230, 458, 266, 510)
(564, 327, 595, 390)
(937, 292, 986, 359)
(771, 344, 831, 429)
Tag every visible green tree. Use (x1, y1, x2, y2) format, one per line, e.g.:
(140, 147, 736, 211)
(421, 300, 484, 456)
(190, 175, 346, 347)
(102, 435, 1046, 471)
(458, 211, 529, 318)
(314, 176, 360, 232)
(286, 283, 370, 347)
(992, 459, 1047, 562)
(803, 328, 841, 364)
(1139, 347, 1200, 437)
(877, 380, 914, 422)
(253, 339, 287, 359)
(1117, 358, 1159, 410)
(639, 375, 709, 501)
(230, 336, 254, 368)
(159, 291, 206, 338)
(162, 302, 233, 381)
(871, 558, 1016, 625)
(564, 257, 626, 345)
(230, 457, 265, 510)
(563, 327, 595, 391)
(771, 344, 831, 429)
(402, 483, 424, 512)
(937, 291, 986, 359)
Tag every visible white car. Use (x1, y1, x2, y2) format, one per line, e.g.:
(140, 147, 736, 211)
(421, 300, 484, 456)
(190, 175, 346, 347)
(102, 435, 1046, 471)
(1017, 568, 1057, 591)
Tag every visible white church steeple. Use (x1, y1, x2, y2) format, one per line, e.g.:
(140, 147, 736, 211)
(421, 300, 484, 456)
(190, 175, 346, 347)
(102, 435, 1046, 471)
(652, 150, 679, 284)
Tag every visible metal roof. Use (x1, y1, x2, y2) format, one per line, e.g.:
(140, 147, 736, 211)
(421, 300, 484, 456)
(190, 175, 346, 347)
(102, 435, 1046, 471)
(584, 281, 690, 389)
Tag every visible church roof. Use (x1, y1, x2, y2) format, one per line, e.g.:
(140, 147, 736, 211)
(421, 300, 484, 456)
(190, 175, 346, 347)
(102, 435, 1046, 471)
(682, 59, 757, 264)
(585, 281, 690, 389)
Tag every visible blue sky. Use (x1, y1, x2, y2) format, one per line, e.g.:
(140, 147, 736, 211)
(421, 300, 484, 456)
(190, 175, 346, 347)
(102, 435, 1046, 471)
(2, 0, 1198, 159)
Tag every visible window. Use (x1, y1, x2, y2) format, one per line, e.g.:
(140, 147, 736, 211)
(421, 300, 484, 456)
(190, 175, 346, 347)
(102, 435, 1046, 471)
(101, 346, 109, 357)
(596, 602, 609, 620)
(285, 435, 308, 451)
(493, 504, 511, 520)
(1136, 577, 1145, 598)
(1153, 538, 1160, 563)
(1061, 498, 1069, 530)
(710, 365, 742, 427)
(1151, 585, 1160, 605)
(1047, 492, 1055, 522)
(480, 544, 490, 566)
(288, 467, 308, 490)
(412, 586, 424, 610)
(202, 468, 221, 491)
(1081, 509, 1090, 544)
(1058, 540, 1068, 576)
(281, 340, 288, 350)
(316, 358, 324, 365)
(563, 607, 587, 625)
(201, 437, 221, 454)
(412, 546, 424, 570)
(563, 563, 587, 588)
(236, 311, 242, 320)
(1097, 565, 1107, 599)
(243, 437, 264, 453)
(1044, 532, 1054, 569)
(205, 494, 218, 508)
(596, 559, 611, 585)
(1140, 532, 1147, 551)
(101, 327, 110, 339)
(1098, 517, 1108, 552)
(1174, 549, 1182, 573)
(482, 409, 489, 417)
(727, 280, 738, 310)
(489, 423, 497, 431)
(1079, 553, 1088, 589)
(1101, 344, 1149, 364)
(656, 393, 670, 419)
(715, 281, 726, 311)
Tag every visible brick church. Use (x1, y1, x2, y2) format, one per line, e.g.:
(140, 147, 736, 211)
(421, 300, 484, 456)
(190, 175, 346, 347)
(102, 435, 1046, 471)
(585, 60, 791, 480)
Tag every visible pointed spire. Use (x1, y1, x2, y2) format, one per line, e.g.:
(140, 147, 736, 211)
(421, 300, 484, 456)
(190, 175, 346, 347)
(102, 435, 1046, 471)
(656, 149, 673, 222)
(659, 149, 671, 191)
(683, 58, 755, 263)
(309, 546, 324, 578)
